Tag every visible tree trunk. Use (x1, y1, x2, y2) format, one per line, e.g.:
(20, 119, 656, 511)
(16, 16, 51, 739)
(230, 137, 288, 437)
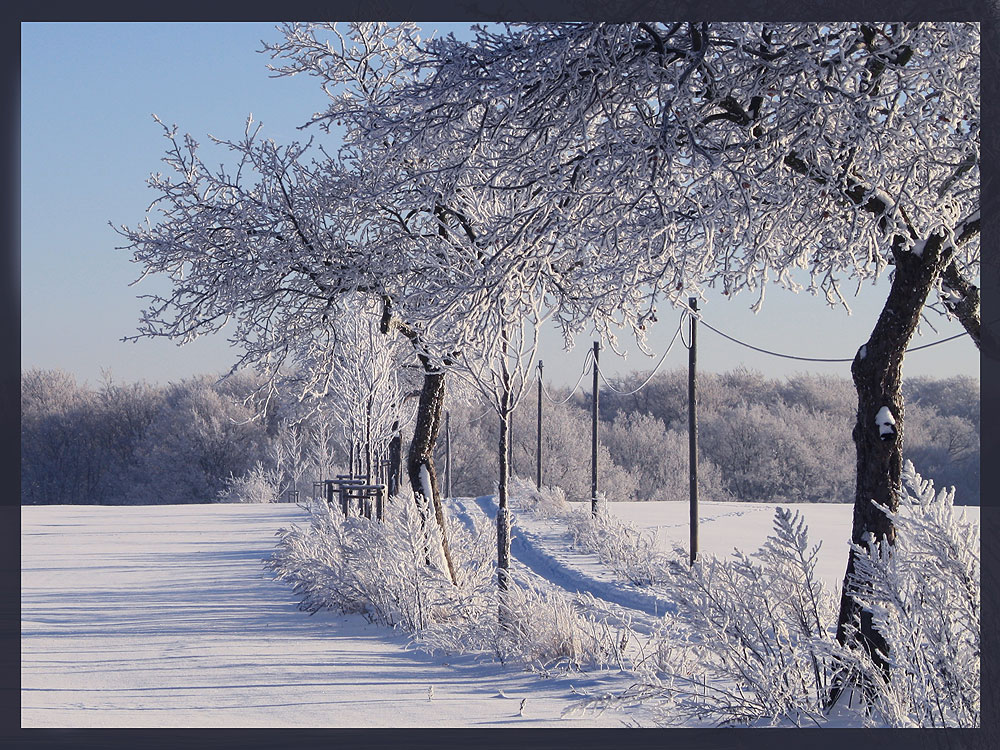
(497, 399, 511, 593)
(497, 372, 512, 627)
(379, 295, 458, 586)
(833, 235, 954, 699)
(406, 365, 459, 586)
(387, 419, 402, 497)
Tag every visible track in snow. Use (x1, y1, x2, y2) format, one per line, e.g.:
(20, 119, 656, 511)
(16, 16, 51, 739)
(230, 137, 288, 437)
(450, 496, 676, 623)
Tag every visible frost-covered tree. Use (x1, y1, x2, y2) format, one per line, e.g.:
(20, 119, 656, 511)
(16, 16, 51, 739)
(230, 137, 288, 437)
(115, 27, 466, 577)
(328, 20, 979, 673)
(313, 298, 405, 484)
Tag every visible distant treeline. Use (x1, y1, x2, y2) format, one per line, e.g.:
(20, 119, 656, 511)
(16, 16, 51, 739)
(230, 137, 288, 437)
(20, 367, 979, 506)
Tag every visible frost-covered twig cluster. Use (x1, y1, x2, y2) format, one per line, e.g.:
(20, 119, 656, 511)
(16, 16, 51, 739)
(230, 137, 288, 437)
(269, 493, 475, 630)
(564, 501, 673, 588)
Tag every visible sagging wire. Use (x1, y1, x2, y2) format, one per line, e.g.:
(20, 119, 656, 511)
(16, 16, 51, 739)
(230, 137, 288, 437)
(696, 313, 970, 362)
(595, 314, 685, 395)
(540, 346, 594, 405)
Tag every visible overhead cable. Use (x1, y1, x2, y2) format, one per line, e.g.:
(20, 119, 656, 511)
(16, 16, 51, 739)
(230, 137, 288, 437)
(595, 315, 684, 395)
(697, 315, 970, 362)
(540, 347, 593, 404)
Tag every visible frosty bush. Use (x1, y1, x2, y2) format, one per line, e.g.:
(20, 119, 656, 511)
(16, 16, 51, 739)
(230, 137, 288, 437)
(217, 461, 282, 503)
(564, 501, 672, 588)
(416, 573, 642, 674)
(580, 464, 979, 727)
(642, 508, 838, 726)
(268, 492, 484, 630)
(507, 475, 569, 518)
(269, 482, 639, 674)
(842, 461, 980, 727)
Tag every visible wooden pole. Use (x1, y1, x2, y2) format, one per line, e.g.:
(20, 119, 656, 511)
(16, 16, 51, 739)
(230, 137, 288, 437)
(445, 410, 452, 499)
(508, 401, 514, 476)
(591, 340, 600, 516)
(688, 297, 699, 566)
(365, 395, 373, 485)
(536, 359, 543, 490)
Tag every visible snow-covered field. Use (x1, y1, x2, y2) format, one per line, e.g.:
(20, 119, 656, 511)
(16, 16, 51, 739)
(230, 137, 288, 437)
(21, 499, 979, 728)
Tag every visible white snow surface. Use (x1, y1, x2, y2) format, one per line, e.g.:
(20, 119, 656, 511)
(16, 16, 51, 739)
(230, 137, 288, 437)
(20, 503, 625, 728)
(21, 499, 980, 728)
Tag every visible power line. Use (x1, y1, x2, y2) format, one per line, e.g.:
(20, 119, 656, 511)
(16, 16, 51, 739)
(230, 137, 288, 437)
(902, 331, 969, 352)
(697, 315, 970, 362)
(540, 347, 593, 404)
(538, 310, 971, 399)
(697, 318, 855, 362)
(595, 315, 684, 395)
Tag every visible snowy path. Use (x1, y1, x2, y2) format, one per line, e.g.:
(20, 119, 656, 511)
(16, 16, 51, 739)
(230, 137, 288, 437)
(20, 504, 627, 728)
(455, 496, 675, 622)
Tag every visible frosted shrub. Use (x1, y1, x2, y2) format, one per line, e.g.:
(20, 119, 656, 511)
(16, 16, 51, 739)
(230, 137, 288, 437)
(217, 461, 281, 503)
(583, 464, 979, 728)
(508, 475, 569, 518)
(269, 491, 488, 630)
(417, 572, 639, 673)
(843, 461, 980, 727)
(565, 502, 671, 587)
(637, 508, 838, 726)
(270, 482, 632, 673)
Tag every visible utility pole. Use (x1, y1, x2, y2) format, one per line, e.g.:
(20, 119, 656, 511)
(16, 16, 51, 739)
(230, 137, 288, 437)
(688, 297, 699, 566)
(365, 394, 373, 484)
(508, 400, 514, 477)
(445, 410, 452, 499)
(591, 340, 600, 516)
(536, 359, 543, 490)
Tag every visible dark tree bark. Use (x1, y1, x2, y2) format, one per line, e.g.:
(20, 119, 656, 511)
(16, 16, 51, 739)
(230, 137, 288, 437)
(380, 295, 459, 586)
(406, 363, 458, 586)
(496, 364, 512, 626)
(832, 215, 979, 703)
(387, 419, 402, 497)
(497, 388, 512, 594)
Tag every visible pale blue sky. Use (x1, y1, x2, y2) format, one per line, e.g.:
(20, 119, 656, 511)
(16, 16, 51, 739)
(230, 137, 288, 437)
(20, 21, 979, 388)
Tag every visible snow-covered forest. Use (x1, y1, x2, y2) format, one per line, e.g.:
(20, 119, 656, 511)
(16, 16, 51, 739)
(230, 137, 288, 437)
(20, 367, 980, 507)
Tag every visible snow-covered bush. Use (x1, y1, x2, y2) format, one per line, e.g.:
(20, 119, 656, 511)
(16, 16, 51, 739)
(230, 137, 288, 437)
(570, 507, 839, 726)
(269, 481, 639, 673)
(564, 502, 672, 588)
(217, 461, 282, 503)
(579, 464, 979, 727)
(416, 573, 642, 673)
(269, 492, 485, 630)
(842, 461, 980, 727)
(507, 475, 569, 518)
(644, 507, 837, 726)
